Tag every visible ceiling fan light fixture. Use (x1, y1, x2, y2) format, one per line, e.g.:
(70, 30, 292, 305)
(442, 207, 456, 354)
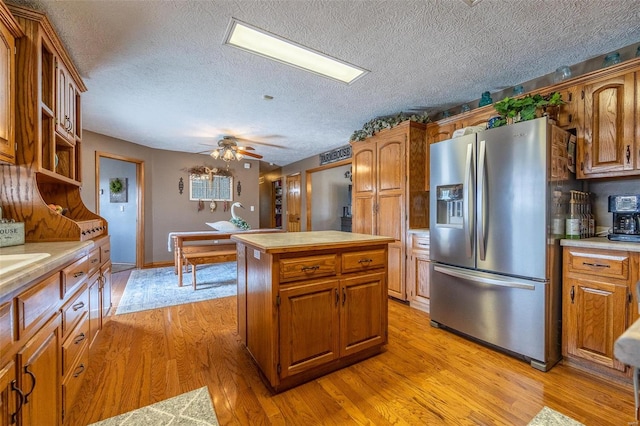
(211, 150, 220, 159)
(224, 19, 368, 85)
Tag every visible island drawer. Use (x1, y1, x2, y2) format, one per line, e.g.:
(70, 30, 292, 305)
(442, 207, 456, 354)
(566, 248, 629, 281)
(62, 255, 89, 296)
(61, 284, 88, 339)
(279, 254, 338, 283)
(342, 249, 387, 273)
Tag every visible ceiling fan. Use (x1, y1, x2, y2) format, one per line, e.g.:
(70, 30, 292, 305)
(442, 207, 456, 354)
(207, 136, 263, 161)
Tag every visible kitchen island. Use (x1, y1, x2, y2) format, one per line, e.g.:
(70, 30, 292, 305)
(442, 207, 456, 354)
(231, 230, 394, 392)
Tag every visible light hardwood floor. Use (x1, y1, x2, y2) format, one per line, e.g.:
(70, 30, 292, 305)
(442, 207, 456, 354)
(65, 270, 636, 425)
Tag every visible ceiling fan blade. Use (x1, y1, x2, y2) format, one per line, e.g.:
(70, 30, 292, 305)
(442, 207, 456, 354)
(238, 150, 263, 159)
(237, 146, 255, 151)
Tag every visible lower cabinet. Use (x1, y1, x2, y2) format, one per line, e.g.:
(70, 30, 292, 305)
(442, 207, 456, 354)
(0, 360, 17, 426)
(407, 232, 431, 313)
(562, 246, 638, 381)
(0, 239, 110, 425)
(279, 272, 386, 380)
(16, 314, 61, 426)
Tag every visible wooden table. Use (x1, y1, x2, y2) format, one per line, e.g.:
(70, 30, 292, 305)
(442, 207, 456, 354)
(168, 229, 282, 276)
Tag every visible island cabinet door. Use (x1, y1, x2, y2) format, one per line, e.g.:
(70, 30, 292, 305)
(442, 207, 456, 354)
(278, 280, 340, 379)
(340, 272, 387, 357)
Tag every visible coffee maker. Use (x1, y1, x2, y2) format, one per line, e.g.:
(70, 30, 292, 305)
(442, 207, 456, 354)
(608, 194, 640, 242)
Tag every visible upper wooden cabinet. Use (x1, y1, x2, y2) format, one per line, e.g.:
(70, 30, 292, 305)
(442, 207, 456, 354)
(1, 4, 106, 242)
(9, 4, 86, 184)
(0, 2, 23, 165)
(351, 121, 428, 300)
(578, 70, 638, 178)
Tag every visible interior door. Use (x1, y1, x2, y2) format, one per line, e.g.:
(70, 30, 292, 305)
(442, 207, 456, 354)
(286, 173, 301, 232)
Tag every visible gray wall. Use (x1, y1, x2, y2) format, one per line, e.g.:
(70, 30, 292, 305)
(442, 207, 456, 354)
(99, 157, 137, 264)
(81, 131, 260, 265)
(588, 178, 640, 232)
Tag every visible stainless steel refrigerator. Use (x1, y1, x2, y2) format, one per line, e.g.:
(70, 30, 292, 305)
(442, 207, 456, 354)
(429, 117, 578, 371)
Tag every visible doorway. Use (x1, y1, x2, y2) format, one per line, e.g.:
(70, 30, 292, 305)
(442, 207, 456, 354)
(286, 173, 301, 232)
(96, 152, 144, 271)
(305, 159, 351, 231)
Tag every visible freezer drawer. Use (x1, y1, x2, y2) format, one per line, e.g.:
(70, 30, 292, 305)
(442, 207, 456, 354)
(430, 264, 557, 370)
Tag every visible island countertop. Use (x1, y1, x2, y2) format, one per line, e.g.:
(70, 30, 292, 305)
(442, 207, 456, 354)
(230, 230, 394, 253)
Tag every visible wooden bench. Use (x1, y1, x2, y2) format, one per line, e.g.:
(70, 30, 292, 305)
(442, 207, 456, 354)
(179, 246, 237, 289)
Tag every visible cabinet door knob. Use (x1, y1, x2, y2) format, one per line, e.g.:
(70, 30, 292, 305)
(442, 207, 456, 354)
(23, 365, 36, 403)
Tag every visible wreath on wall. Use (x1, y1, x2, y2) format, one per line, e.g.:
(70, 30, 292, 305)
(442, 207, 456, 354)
(110, 177, 124, 193)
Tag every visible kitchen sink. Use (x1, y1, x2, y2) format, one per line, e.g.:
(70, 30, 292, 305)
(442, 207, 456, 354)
(0, 253, 51, 276)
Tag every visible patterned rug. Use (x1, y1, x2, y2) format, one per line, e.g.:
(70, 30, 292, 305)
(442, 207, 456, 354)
(115, 262, 236, 315)
(528, 406, 584, 426)
(89, 387, 218, 425)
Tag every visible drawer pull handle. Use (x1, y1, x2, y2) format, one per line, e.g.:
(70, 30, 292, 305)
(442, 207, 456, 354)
(91, 258, 99, 264)
(358, 258, 373, 264)
(417, 243, 429, 247)
(72, 301, 85, 311)
(300, 265, 319, 272)
(104, 249, 110, 254)
(10, 380, 24, 424)
(23, 365, 36, 403)
(73, 363, 85, 378)
(74, 332, 86, 344)
(582, 262, 610, 268)
(73, 271, 85, 278)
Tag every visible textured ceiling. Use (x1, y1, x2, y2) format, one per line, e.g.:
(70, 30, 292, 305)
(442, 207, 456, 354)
(8, 0, 640, 167)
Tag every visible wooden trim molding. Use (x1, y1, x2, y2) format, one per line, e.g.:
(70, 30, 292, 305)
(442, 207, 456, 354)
(95, 151, 145, 269)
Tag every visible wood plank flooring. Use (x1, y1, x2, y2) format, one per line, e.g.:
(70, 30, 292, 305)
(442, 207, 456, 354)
(65, 270, 636, 425)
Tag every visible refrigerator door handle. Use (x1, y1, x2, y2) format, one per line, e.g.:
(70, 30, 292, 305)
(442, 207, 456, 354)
(434, 265, 536, 290)
(477, 139, 487, 261)
(464, 143, 473, 258)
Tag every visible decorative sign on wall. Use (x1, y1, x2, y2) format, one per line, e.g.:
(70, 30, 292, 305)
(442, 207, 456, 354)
(109, 177, 128, 203)
(189, 174, 233, 201)
(319, 145, 352, 165)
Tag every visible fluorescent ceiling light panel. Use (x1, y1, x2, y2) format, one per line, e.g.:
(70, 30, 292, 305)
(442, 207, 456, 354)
(224, 19, 368, 84)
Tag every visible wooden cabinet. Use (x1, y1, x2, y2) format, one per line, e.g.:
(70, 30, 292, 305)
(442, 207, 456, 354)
(16, 314, 61, 426)
(0, 245, 101, 425)
(0, 3, 23, 164)
(88, 237, 112, 350)
(234, 232, 391, 392)
(578, 70, 638, 178)
(87, 271, 101, 349)
(556, 85, 581, 130)
(426, 121, 456, 144)
(407, 232, 430, 313)
(562, 246, 639, 381)
(279, 271, 386, 380)
(55, 60, 80, 145)
(2, 5, 107, 243)
(271, 178, 283, 229)
(0, 360, 17, 426)
(351, 120, 428, 300)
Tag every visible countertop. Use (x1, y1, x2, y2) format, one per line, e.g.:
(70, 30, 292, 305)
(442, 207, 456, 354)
(560, 236, 640, 252)
(231, 230, 394, 254)
(0, 241, 94, 298)
(408, 228, 430, 235)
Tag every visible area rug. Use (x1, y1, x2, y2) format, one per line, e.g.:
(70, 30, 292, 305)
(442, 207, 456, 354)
(527, 406, 584, 426)
(89, 386, 218, 425)
(115, 262, 236, 315)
